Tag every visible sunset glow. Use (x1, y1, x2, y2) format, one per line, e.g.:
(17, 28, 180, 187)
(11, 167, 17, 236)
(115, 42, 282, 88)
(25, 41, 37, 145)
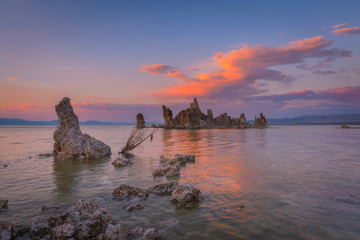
(0, 1, 359, 121)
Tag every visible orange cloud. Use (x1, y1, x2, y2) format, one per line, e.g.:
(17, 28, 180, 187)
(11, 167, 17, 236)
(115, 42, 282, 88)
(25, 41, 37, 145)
(330, 23, 347, 29)
(6, 78, 19, 81)
(327, 87, 360, 94)
(332, 27, 360, 35)
(142, 36, 350, 100)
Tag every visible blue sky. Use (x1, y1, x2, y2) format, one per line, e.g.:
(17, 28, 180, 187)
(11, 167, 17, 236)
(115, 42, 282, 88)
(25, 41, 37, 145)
(1, 0, 359, 121)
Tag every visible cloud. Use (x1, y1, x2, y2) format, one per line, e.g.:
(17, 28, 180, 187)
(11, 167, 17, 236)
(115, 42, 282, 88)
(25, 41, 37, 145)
(6, 77, 19, 81)
(141, 64, 192, 82)
(312, 70, 336, 75)
(141, 64, 176, 75)
(332, 27, 360, 35)
(330, 23, 347, 29)
(247, 86, 360, 110)
(142, 36, 351, 100)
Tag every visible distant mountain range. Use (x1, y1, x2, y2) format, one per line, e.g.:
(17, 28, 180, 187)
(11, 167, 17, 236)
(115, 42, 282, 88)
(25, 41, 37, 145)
(265, 113, 360, 125)
(1, 113, 360, 126)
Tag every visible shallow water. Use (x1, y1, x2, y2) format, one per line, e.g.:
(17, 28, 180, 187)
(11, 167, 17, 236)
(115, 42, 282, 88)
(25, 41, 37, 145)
(0, 125, 360, 239)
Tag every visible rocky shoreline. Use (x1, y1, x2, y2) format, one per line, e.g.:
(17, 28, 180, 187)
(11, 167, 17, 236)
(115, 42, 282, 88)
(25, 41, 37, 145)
(1, 178, 202, 240)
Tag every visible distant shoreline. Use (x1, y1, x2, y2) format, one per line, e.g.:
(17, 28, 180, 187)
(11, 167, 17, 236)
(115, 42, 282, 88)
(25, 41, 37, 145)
(1, 113, 360, 126)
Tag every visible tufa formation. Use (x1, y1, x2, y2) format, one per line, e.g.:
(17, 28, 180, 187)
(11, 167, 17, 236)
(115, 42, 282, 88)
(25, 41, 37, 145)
(136, 113, 145, 128)
(53, 97, 111, 160)
(162, 98, 267, 129)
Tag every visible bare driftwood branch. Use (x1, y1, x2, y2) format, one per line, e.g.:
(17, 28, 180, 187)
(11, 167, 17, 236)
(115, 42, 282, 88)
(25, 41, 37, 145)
(120, 126, 158, 155)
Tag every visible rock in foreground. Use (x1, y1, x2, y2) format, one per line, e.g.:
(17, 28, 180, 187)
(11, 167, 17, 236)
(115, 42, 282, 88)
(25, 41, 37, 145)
(170, 184, 201, 208)
(149, 182, 179, 195)
(152, 164, 180, 178)
(53, 97, 111, 160)
(104, 224, 161, 240)
(111, 185, 149, 200)
(30, 200, 113, 239)
(25, 200, 161, 240)
(0, 221, 16, 240)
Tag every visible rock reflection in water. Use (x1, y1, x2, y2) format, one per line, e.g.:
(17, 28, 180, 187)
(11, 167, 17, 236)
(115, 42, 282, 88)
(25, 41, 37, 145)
(52, 157, 110, 202)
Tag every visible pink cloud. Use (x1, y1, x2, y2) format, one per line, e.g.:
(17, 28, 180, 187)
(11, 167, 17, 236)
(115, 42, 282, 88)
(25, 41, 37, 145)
(330, 23, 347, 29)
(6, 77, 19, 81)
(141, 64, 192, 82)
(332, 27, 360, 35)
(142, 36, 350, 100)
(248, 86, 360, 109)
(141, 64, 176, 75)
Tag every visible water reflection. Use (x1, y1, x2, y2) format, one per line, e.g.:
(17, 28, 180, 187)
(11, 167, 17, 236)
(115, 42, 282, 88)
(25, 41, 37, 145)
(52, 157, 110, 202)
(1, 125, 359, 239)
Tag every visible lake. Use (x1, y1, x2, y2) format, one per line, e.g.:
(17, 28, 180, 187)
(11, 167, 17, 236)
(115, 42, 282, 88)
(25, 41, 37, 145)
(0, 125, 359, 239)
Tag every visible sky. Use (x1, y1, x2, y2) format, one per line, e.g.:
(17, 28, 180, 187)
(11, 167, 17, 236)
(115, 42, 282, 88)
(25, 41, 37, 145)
(1, 0, 360, 122)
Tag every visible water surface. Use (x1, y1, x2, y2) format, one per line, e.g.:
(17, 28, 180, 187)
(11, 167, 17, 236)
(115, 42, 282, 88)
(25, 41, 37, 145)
(0, 125, 359, 239)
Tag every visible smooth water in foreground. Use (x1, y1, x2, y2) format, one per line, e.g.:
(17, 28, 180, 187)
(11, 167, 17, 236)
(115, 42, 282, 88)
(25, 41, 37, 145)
(0, 125, 359, 239)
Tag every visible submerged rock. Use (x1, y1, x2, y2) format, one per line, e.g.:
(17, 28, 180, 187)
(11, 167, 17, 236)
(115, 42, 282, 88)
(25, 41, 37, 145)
(41, 202, 69, 213)
(143, 228, 161, 240)
(174, 154, 195, 164)
(170, 184, 201, 207)
(155, 153, 195, 179)
(0, 221, 16, 240)
(152, 164, 180, 178)
(136, 113, 145, 129)
(111, 185, 149, 200)
(0, 200, 8, 209)
(104, 224, 161, 240)
(112, 156, 133, 167)
(166, 165, 180, 178)
(53, 97, 111, 160)
(122, 204, 144, 212)
(38, 153, 53, 158)
(149, 182, 179, 195)
(160, 154, 195, 166)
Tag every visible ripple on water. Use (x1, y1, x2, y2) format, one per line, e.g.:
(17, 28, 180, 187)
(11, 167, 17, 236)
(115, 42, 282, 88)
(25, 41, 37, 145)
(0, 125, 360, 239)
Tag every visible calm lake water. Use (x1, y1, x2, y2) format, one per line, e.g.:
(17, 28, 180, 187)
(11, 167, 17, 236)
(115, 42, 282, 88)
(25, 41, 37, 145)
(0, 125, 359, 239)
